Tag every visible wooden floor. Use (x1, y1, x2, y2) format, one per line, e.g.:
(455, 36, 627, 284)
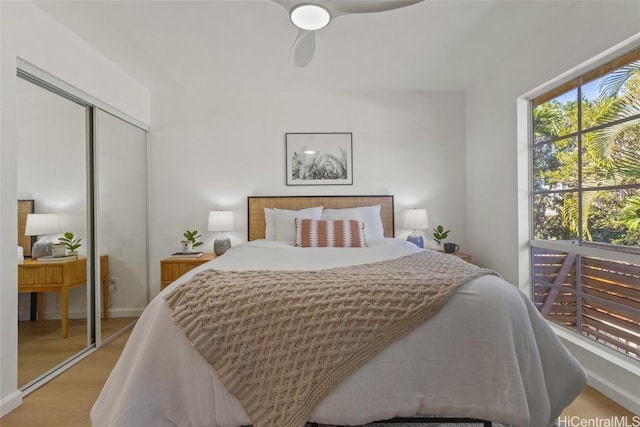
(562, 386, 637, 418)
(2, 331, 637, 426)
(2, 330, 132, 427)
(18, 317, 136, 387)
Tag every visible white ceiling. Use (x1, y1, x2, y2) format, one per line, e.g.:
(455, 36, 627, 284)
(34, 0, 574, 92)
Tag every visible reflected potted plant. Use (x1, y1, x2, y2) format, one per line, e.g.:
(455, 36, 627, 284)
(58, 232, 81, 257)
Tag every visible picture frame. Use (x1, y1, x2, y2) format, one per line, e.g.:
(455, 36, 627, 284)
(285, 132, 353, 186)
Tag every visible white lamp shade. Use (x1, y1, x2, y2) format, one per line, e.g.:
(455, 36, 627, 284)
(402, 209, 429, 230)
(24, 213, 61, 236)
(208, 211, 235, 232)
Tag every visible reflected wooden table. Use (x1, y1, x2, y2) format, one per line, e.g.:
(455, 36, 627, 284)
(18, 255, 109, 338)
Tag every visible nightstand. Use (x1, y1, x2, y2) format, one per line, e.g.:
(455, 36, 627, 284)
(160, 253, 217, 290)
(438, 251, 472, 263)
(18, 255, 109, 338)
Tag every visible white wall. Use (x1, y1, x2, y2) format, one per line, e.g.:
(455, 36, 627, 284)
(465, 1, 640, 414)
(148, 89, 467, 295)
(0, 0, 150, 415)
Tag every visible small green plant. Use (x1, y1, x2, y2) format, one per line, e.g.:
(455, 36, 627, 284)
(183, 230, 203, 248)
(59, 232, 82, 252)
(432, 225, 450, 245)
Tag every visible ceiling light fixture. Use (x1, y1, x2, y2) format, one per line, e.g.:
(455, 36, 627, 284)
(290, 4, 330, 31)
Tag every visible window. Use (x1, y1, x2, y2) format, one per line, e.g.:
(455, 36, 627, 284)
(531, 49, 640, 361)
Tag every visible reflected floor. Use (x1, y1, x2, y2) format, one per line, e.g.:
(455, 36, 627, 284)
(18, 317, 136, 387)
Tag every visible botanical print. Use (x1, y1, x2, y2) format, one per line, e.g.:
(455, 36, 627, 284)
(286, 133, 353, 186)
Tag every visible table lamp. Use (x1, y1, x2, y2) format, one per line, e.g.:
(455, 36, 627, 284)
(208, 210, 234, 255)
(403, 208, 429, 249)
(25, 213, 61, 259)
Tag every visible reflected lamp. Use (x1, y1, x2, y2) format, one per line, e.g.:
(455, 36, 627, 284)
(402, 209, 429, 249)
(208, 211, 234, 256)
(25, 213, 61, 259)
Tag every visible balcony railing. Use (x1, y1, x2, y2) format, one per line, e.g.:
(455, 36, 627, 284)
(532, 247, 640, 360)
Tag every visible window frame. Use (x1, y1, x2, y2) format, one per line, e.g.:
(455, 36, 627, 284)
(528, 48, 640, 362)
(531, 48, 640, 254)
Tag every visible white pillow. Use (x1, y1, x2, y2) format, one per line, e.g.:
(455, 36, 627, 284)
(273, 206, 323, 241)
(321, 207, 364, 222)
(264, 208, 276, 240)
(321, 205, 384, 241)
(359, 204, 385, 240)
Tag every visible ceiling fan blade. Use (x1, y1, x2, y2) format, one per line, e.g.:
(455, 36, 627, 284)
(271, 0, 298, 12)
(290, 30, 316, 67)
(327, 0, 422, 15)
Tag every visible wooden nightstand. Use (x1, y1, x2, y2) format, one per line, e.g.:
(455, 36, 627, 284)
(160, 253, 217, 290)
(438, 251, 472, 263)
(18, 255, 109, 338)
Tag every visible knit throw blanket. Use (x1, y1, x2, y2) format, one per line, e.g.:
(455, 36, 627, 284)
(164, 251, 497, 427)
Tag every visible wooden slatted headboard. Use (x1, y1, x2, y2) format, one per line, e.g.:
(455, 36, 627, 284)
(18, 199, 35, 257)
(247, 195, 394, 241)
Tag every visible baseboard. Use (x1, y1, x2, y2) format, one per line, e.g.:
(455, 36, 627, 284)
(551, 324, 640, 415)
(587, 369, 640, 416)
(0, 390, 23, 417)
(106, 308, 144, 318)
(38, 308, 144, 320)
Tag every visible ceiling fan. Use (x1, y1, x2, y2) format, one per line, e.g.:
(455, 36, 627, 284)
(272, 0, 423, 67)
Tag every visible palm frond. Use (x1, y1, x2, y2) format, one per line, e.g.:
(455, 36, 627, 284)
(533, 103, 565, 140)
(561, 191, 602, 241)
(589, 94, 640, 163)
(621, 196, 640, 231)
(598, 60, 640, 99)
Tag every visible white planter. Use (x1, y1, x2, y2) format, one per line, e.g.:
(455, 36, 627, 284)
(181, 240, 193, 253)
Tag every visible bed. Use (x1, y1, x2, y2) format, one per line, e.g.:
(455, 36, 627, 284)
(91, 195, 587, 427)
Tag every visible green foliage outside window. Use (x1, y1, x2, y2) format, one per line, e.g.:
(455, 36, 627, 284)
(532, 59, 640, 247)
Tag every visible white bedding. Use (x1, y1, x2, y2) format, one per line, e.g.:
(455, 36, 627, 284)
(91, 239, 587, 427)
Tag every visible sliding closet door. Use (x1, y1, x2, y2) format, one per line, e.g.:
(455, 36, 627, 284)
(95, 110, 148, 341)
(16, 76, 93, 388)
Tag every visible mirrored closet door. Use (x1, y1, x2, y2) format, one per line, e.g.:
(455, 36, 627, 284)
(15, 70, 149, 391)
(96, 110, 148, 341)
(16, 75, 92, 388)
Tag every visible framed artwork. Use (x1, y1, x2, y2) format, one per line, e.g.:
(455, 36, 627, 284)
(285, 132, 353, 186)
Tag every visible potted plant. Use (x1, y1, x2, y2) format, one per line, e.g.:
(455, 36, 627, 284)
(58, 232, 81, 256)
(182, 230, 203, 253)
(432, 225, 450, 247)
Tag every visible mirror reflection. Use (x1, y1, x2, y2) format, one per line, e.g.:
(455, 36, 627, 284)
(96, 110, 148, 341)
(16, 76, 91, 387)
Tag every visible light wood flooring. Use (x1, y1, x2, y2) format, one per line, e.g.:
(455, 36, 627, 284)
(18, 317, 136, 387)
(1, 331, 637, 426)
(2, 329, 131, 427)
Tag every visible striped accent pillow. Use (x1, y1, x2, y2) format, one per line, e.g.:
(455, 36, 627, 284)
(295, 219, 366, 248)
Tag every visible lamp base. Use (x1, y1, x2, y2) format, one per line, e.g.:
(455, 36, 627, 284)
(406, 231, 424, 249)
(214, 234, 231, 256)
(31, 239, 53, 259)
